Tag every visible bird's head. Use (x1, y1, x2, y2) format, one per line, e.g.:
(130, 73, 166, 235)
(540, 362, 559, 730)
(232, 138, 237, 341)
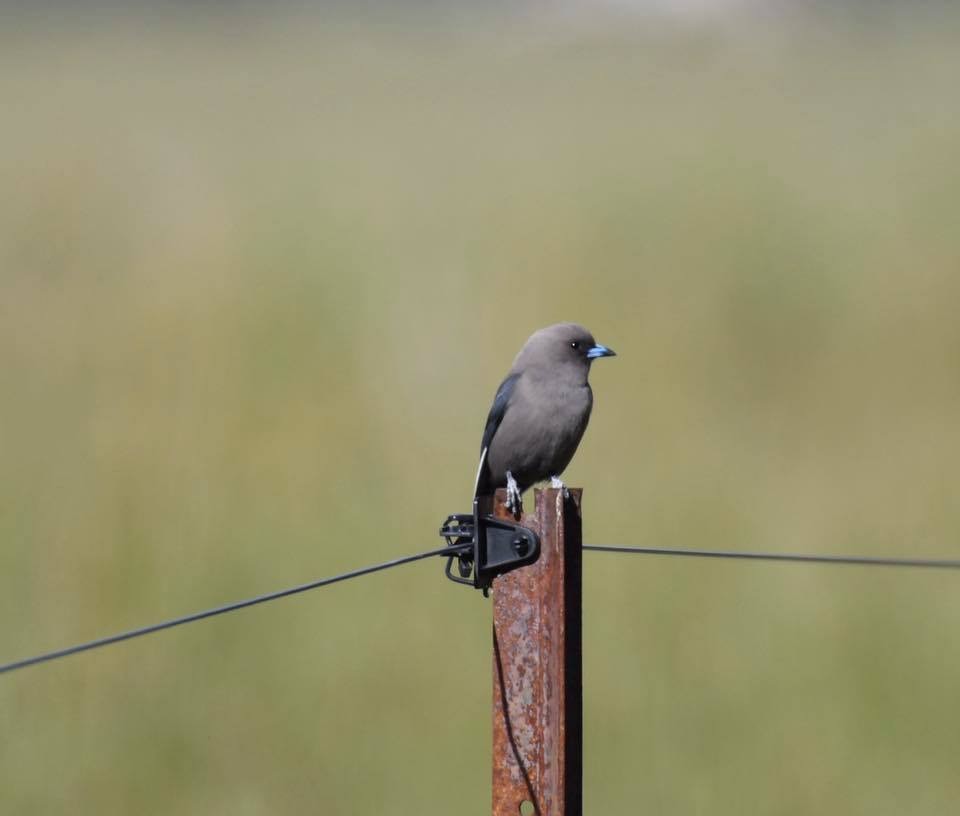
(514, 322, 616, 375)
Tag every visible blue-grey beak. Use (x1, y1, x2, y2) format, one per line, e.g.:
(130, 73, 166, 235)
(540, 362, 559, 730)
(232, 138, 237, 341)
(586, 343, 616, 360)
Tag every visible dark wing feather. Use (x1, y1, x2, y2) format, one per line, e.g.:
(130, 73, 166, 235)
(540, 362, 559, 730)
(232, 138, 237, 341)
(473, 373, 520, 497)
(480, 373, 519, 454)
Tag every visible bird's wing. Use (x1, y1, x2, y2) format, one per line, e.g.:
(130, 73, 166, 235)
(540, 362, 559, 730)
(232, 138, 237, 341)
(473, 372, 520, 498)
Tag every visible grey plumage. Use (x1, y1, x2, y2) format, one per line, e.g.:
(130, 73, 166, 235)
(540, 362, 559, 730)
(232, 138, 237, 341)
(473, 323, 616, 508)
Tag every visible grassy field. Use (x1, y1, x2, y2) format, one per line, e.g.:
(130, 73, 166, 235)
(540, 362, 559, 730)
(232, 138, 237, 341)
(2, 6, 960, 814)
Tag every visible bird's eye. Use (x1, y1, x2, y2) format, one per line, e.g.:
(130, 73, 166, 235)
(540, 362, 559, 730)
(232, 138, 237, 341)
(570, 341, 580, 350)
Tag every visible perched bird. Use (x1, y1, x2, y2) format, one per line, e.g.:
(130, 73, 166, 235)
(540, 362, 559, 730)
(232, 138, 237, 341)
(473, 322, 616, 512)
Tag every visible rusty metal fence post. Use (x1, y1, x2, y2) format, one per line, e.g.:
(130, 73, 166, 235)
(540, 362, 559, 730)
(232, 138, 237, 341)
(492, 487, 583, 816)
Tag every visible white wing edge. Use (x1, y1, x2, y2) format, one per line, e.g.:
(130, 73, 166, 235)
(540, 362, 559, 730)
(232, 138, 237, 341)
(472, 446, 488, 498)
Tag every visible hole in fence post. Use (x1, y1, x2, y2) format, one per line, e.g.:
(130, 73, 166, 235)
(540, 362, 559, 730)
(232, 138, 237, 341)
(518, 800, 535, 815)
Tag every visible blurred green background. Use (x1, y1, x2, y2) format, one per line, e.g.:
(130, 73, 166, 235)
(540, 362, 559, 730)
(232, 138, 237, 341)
(2, 4, 960, 814)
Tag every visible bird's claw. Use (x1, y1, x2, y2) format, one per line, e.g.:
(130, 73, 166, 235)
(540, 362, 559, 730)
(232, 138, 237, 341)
(550, 475, 570, 500)
(505, 471, 523, 515)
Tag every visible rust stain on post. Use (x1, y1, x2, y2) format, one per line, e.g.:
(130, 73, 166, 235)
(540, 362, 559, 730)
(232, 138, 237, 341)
(492, 487, 583, 816)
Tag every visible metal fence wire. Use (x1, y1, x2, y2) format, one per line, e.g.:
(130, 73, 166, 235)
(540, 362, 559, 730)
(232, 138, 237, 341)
(1, 541, 958, 675)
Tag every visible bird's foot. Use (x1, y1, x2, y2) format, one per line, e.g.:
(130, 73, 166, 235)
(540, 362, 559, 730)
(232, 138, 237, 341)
(550, 475, 570, 500)
(505, 471, 523, 515)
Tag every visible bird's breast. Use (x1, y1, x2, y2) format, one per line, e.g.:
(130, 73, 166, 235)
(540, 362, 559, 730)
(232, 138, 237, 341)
(485, 378, 593, 487)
